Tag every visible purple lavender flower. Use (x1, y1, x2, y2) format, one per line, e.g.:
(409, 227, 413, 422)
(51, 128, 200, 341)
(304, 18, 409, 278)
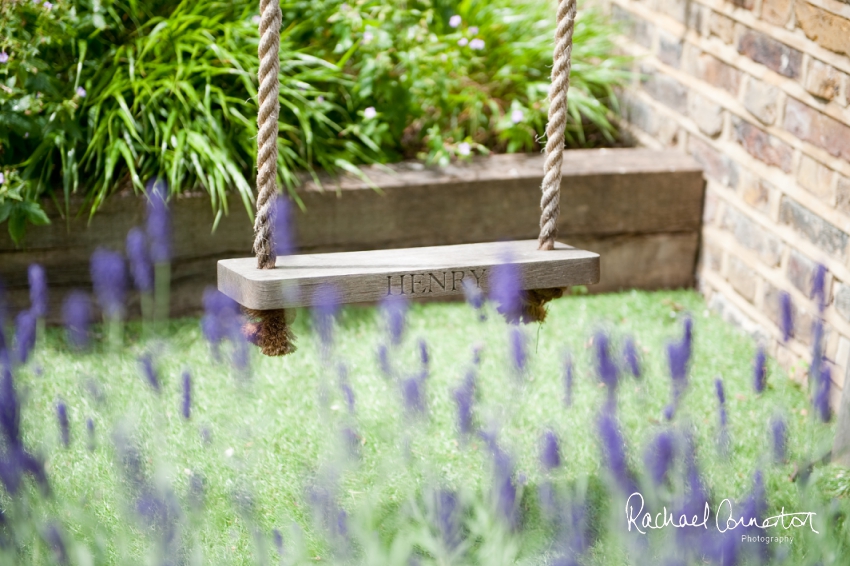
(62, 291, 90, 349)
(340, 427, 360, 458)
(338, 364, 355, 414)
(540, 430, 561, 471)
(401, 372, 427, 416)
(377, 344, 391, 377)
(381, 294, 408, 346)
(87, 418, 95, 451)
(812, 263, 827, 312)
(490, 259, 522, 322)
(737, 471, 768, 563)
(663, 404, 674, 421)
(145, 178, 170, 264)
(510, 327, 526, 373)
(453, 372, 475, 435)
(480, 435, 518, 528)
(814, 363, 832, 422)
(200, 288, 241, 358)
(667, 317, 693, 403)
(563, 353, 573, 407)
(597, 407, 637, 495)
(272, 195, 295, 256)
(771, 416, 786, 463)
(139, 353, 161, 393)
(462, 279, 485, 320)
(126, 228, 153, 292)
(435, 489, 461, 550)
(779, 291, 793, 342)
(90, 248, 127, 318)
(594, 332, 619, 395)
(273, 528, 284, 555)
(623, 336, 641, 379)
(311, 284, 340, 349)
(716, 378, 729, 454)
(419, 339, 429, 369)
(753, 346, 767, 393)
(56, 400, 69, 447)
(43, 523, 68, 566)
(182, 370, 191, 419)
(28, 264, 48, 318)
(14, 309, 36, 365)
(715, 378, 726, 425)
(644, 430, 674, 486)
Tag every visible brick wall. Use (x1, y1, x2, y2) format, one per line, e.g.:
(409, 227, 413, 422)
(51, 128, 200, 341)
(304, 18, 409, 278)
(606, 0, 850, 416)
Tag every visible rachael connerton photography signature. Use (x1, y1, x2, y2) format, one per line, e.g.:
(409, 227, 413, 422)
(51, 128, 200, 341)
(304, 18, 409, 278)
(625, 492, 819, 534)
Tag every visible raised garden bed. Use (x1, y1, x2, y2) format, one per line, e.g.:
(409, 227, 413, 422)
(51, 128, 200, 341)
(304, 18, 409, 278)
(0, 148, 704, 320)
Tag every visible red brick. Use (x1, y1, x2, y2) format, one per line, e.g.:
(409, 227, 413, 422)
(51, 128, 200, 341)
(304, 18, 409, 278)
(804, 59, 844, 101)
(787, 248, 818, 296)
(689, 136, 740, 188)
(732, 118, 794, 172)
(727, 255, 758, 302)
(612, 6, 654, 49)
(722, 205, 784, 266)
(837, 175, 850, 217)
(784, 98, 850, 161)
(797, 155, 835, 203)
(762, 0, 793, 26)
(732, 0, 756, 11)
(737, 27, 803, 78)
(795, 2, 850, 57)
(688, 91, 724, 137)
(780, 197, 849, 257)
(684, 49, 742, 95)
(702, 242, 724, 272)
(642, 72, 688, 114)
(742, 78, 780, 125)
(738, 171, 773, 216)
(657, 30, 683, 68)
(709, 11, 735, 43)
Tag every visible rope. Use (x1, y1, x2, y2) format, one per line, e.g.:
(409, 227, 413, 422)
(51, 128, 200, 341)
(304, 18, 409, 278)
(253, 0, 282, 269)
(538, 0, 576, 251)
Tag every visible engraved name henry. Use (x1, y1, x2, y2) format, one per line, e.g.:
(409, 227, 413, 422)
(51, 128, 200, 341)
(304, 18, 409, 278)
(386, 269, 487, 296)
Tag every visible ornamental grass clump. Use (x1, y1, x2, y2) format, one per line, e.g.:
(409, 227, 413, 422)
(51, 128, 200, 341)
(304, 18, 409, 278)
(1, 0, 630, 241)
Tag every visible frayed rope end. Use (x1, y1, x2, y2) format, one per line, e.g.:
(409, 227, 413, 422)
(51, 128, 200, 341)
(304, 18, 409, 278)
(242, 308, 297, 356)
(499, 288, 565, 324)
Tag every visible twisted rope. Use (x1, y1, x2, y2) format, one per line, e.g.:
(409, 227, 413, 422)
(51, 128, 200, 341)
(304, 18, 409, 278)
(253, 0, 282, 269)
(538, 0, 576, 251)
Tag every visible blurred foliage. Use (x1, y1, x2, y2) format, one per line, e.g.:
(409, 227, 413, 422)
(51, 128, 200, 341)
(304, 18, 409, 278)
(0, 0, 629, 242)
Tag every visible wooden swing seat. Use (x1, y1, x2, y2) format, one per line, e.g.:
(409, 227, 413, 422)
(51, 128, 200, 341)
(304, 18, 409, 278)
(217, 240, 599, 311)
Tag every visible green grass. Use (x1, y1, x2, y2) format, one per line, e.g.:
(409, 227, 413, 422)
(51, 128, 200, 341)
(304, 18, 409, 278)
(9, 289, 848, 564)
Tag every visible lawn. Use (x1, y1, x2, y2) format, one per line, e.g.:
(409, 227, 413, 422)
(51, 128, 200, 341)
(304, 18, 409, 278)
(6, 288, 847, 565)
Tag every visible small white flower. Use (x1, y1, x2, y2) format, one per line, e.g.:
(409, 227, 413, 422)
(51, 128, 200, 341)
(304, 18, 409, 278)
(468, 26, 478, 35)
(458, 142, 471, 156)
(0, 172, 5, 184)
(76, 87, 86, 98)
(44, 1, 53, 9)
(0, 52, 8, 64)
(469, 38, 485, 50)
(363, 31, 374, 43)
(449, 15, 461, 28)
(225, 447, 234, 458)
(317, 95, 324, 103)
(252, 15, 261, 25)
(24, 132, 29, 138)
(364, 106, 377, 119)
(511, 109, 524, 124)
(457, 37, 468, 46)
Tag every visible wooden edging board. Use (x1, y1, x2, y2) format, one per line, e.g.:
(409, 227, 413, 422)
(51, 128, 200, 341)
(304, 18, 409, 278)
(0, 148, 704, 320)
